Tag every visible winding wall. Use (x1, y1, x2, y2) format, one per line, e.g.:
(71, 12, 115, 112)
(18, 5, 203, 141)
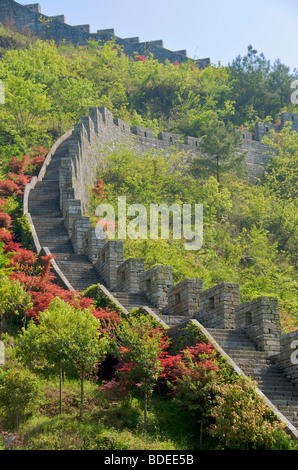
(0, 0, 210, 68)
(23, 106, 298, 440)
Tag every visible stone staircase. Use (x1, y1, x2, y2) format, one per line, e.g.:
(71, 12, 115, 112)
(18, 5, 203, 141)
(110, 291, 161, 315)
(28, 139, 103, 292)
(109, 292, 186, 326)
(26, 133, 298, 439)
(207, 328, 298, 430)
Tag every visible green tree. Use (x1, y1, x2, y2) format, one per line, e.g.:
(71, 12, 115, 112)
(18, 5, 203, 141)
(0, 366, 43, 431)
(18, 297, 108, 418)
(228, 45, 297, 125)
(208, 376, 288, 450)
(262, 122, 298, 200)
(0, 276, 32, 337)
(190, 116, 246, 182)
(116, 313, 169, 430)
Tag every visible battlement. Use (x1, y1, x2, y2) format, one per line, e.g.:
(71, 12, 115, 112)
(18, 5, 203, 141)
(59, 106, 298, 218)
(0, 0, 210, 68)
(22, 104, 298, 438)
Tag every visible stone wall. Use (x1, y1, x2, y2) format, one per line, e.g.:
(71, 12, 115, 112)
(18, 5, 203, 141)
(139, 265, 173, 310)
(235, 296, 281, 355)
(0, 0, 210, 68)
(274, 331, 298, 385)
(59, 105, 206, 226)
(95, 240, 124, 291)
(192, 282, 240, 329)
(235, 112, 298, 181)
(56, 105, 297, 360)
(117, 258, 145, 294)
(59, 106, 298, 229)
(166, 278, 203, 318)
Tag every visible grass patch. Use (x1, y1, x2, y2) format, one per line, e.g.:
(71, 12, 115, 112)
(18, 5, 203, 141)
(7, 376, 209, 450)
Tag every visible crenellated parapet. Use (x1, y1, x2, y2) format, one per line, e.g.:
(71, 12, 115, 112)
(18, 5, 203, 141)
(235, 296, 282, 355)
(59, 105, 206, 229)
(274, 331, 298, 386)
(57, 106, 298, 350)
(235, 113, 298, 180)
(22, 107, 298, 430)
(193, 282, 240, 330)
(0, 0, 210, 68)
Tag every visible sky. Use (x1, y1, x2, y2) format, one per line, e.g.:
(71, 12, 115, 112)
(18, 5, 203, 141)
(17, 0, 298, 71)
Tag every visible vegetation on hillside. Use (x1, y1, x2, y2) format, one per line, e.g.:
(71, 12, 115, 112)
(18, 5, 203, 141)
(89, 123, 297, 328)
(0, 24, 297, 450)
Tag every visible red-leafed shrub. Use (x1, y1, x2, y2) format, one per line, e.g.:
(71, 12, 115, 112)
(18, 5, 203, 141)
(0, 227, 14, 245)
(0, 148, 120, 328)
(0, 148, 47, 198)
(92, 178, 106, 199)
(7, 155, 30, 174)
(0, 198, 7, 210)
(0, 212, 12, 229)
(0, 179, 22, 198)
(137, 55, 148, 62)
(28, 146, 47, 174)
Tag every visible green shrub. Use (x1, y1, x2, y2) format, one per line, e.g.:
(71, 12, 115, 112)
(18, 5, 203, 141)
(208, 376, 290, 450)
(0, 366, 43, 431)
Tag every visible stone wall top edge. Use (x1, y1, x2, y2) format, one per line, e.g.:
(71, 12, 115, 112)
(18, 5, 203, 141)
(70, 106, 201, 152)
(6, 1, 207, 64)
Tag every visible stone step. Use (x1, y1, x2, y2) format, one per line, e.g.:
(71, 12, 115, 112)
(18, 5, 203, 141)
(32, 217, 64, 223)
(46, 245, 74, 254)
(39, 235, 69, 242)
(55, 253, 91, 263)
(29, 199, 60, 207)
(206, 327, 298, 432)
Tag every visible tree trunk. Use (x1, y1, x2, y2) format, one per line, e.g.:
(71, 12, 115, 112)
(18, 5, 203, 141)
(80, 370, 84, 421)
(59, 368, 62, 415)
(144, 379, 147, 432)
(15, 412, 19, 433)
(199, 416, 204, 450)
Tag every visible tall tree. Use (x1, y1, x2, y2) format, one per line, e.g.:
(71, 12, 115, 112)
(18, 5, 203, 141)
(116, 312, 169, 430)
(18, 297, 108, 418)
(190, 117, 246, 182)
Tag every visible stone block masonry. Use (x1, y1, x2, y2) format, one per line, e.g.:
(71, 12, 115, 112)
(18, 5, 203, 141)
(59, 106, 298, 225)
(55, 105, 298, 375)
(235, 296, 281, 355)
(139, 265, 173, 311)
(274, 331, 298, 386)
(0, 0, 210, 68)
(117, 258, 145, 294)
(192, 282, 240, 329)
(23, 104, 298, 439)
(95, 240, 124, 291)
(166, 278, 203, 318)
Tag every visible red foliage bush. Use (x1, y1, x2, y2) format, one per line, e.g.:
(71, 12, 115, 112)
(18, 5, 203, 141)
(0, 149, 120, 327)
(137, 55, 148, 62)
(0, 212, 12, 229)
(7, 155, 30, 174)
(92, 178, 106, 199)
(0, 179, 23, 198)
(161, 342, 219, 385)
(0, 198, 7, 210)
(0, 148, 47, 198)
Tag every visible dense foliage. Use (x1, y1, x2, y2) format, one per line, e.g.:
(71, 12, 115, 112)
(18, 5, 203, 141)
(0, 24, 297, 450)
(90, 133, 297, 328)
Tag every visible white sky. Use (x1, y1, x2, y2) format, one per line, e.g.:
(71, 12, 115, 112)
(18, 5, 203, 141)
(17, 0, 298, 71)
